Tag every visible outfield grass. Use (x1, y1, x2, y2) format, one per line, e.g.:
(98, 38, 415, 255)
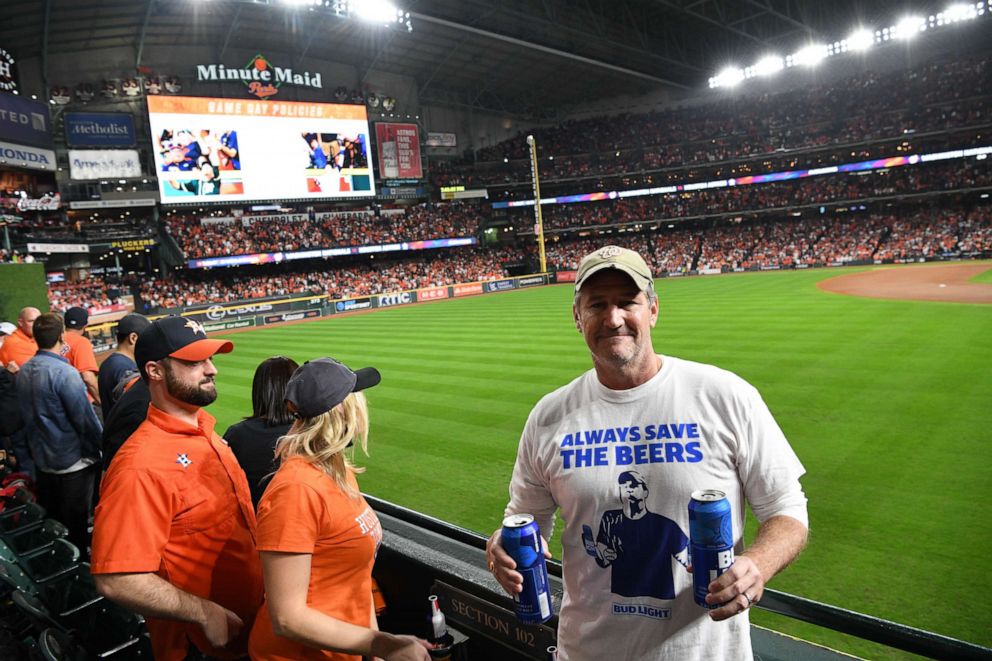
(210, 266, 992, 659)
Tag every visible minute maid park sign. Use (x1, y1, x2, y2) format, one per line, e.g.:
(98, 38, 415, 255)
(196, 54, 322, 99)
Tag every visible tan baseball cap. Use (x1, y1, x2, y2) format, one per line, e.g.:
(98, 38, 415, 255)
(575, 245, 653, 292)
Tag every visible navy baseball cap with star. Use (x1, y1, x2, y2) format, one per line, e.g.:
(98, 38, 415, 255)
(135, 315, 233, 377)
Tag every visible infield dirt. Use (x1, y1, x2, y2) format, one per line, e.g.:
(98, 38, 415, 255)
(817, 262, 992, 304)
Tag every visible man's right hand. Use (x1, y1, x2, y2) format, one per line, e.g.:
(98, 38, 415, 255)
(198, 599, 244, 649)
(5, 361, 18, 374)
(485, 528, 551, 596)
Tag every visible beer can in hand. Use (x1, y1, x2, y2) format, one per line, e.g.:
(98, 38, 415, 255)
(688, 489, 735, 609)
(501, 514, 554, 624)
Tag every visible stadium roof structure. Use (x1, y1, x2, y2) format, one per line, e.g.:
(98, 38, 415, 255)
(0, 0, 983, 118)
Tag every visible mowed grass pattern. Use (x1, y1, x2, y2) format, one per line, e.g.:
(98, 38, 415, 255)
(209, 265, 992, 659)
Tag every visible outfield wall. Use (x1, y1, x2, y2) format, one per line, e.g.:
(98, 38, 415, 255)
(88, 273, 553, 349)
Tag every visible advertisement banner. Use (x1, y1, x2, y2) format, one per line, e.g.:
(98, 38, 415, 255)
(375, 122, 422, 179)
(418, 286, 449, 302)
(15, 193, 61, 211)
(453, 283, 483, 298)
(27, 242, 89, 254)
(0, 140, 56, 171)
(64, 112, 136, 147)
(376, 291, 415, 308)
(426, 132, 457, 148)
(333, 297, 372, 313)
(516, 274, 547, 288)
(485, 279, 516, 293)
(554, 270, 577, 283)
(69, 198, 158, 210)
(182, 294, 322, 324)
(203, 318, 255, 333)
(69, 149, 142, 180)
(263, 309, 321, 324)
(0, 94, 51, 148)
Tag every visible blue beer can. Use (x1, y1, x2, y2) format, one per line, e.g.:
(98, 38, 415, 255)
(688, 489, 735, 609)
(501, 514, 553, 624)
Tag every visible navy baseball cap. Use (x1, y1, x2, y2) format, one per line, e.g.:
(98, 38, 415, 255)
(64, 307, 89, 329)
(285, 357, 381, 419)
(135, 316, 233, 377)
(116, 313, 151, 338)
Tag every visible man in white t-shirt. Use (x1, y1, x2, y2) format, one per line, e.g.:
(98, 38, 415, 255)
(486, 245, 809, 661)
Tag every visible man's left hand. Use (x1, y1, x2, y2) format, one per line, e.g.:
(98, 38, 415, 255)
(704, 555, 764, 621)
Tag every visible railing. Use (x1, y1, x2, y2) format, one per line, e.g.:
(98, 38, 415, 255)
(365, 495, 992, 660)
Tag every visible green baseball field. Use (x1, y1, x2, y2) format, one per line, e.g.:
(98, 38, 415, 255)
(209, 264, 992, 659)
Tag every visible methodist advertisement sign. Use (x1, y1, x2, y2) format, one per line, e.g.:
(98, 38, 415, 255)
(69, 149, 142, 180)
(0, 94, 52, 148)
(147, 96, 374, 204)
(375, 122, 422, 180)
(64, 112, 136, 147)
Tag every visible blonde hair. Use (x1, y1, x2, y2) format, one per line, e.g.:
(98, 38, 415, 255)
(274, 391, 369, 498)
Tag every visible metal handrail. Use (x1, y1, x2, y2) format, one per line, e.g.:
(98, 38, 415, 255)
(364, 494, 992, 660)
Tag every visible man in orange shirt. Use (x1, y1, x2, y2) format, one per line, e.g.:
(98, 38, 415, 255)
(91, 316, 263, 661)
(62, 307, 101, 406)
(0, 306, 40, 371)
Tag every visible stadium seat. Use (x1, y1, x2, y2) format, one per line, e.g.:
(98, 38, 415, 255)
(39, 627, 87, 661)
(21, 538, 80, 584)
(0, 502, 47, 534)
(0, 555, 38, 597)
(1, 519, 68, 557)
(39, 563, 103, 618)
(10, 589, 64, 634)
(69, 599, 149, 659)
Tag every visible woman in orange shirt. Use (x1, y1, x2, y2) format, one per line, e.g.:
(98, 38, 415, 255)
(249, 358, 430, 661)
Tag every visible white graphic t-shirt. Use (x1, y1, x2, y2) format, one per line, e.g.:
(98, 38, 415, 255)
(506, 355, 808, 661)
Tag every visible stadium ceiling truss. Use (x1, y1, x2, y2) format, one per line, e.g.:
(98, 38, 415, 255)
(0, 0, 961, 118)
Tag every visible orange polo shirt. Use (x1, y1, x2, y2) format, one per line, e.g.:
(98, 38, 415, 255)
(249, 458, 383, 661)
(63, 331, 98, 374)
(0, 328, 37, 368)
(91, 404, 263, 661)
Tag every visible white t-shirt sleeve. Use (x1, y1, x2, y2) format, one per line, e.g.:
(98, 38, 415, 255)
(506, 406, 559, 538)
(737, 385, 809, 528)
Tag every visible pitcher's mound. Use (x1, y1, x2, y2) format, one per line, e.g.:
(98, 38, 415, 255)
(817, 263, 992, 304)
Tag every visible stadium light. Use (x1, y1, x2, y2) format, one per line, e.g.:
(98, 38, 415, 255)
(944, 3, 978, 21)
(753, 55, 784, 76)
(846, 29, 874, 51)
(709, 67, 745, 89)
(894, 15, 926, 38)
(350, 0, 398, 24)
(791, 43, 828, 66)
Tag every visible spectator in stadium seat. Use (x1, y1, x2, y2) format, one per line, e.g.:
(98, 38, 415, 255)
(0, 306, 40, 371)
(224, 355, 299, 509)
(98, 374, 147, 472)
(62, 307, 101, 407)
(98, 313, 151, 419)
(249, 358, 431, 660)
(91, 316, 263, 660)
(485, 245, 809, 660)
(17, 313, 102, 554)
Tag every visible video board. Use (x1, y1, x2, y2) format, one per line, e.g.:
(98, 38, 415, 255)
(147, 96, 374, 204)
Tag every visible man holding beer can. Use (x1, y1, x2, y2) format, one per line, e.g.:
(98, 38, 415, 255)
(486, 246, 808, 660)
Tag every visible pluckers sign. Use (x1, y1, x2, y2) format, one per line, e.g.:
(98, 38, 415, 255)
(196, 54, 322, 100)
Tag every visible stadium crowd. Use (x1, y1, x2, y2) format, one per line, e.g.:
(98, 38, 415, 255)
(434, 54, 991, 189)
(506, 160, 992, 231)
(46, 201, 991, 312)
(164, 202, 484, 259)
(133, 247, 516, 311)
